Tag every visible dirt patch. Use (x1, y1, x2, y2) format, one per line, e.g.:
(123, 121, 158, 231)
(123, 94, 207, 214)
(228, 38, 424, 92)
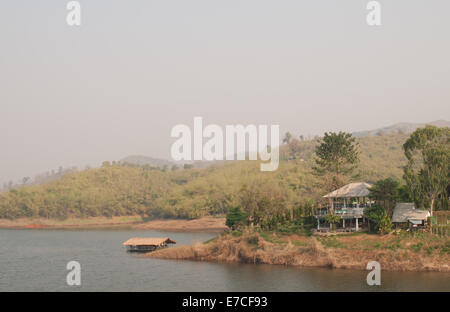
(23, 224, 49, 229)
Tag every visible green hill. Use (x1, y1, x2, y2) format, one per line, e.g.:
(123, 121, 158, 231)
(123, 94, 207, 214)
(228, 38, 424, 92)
(0, 133, 410, 220)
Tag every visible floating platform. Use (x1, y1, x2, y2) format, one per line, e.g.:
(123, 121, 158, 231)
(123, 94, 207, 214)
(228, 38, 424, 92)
(123, 237, 176, 252)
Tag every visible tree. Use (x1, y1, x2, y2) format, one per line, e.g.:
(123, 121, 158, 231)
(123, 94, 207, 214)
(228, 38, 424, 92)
(325, 214, 340, 230)
(283, 132, 292, 144)
(403, 126, 450, 216)
(369, 178, 400, 216)
(239, 179, 287, 230)
(287, 138, 301, 159)
(365, 205, 392, 234)
(313, 132, 360, 192)
(225, 206, 247, 230)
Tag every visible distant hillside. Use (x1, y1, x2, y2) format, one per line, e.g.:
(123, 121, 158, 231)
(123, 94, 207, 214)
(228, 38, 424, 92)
(0, 132, 417, 220)
(352, 120, 449, 137)
(280, 133, 409, 183)
(119, 155, 175, 168)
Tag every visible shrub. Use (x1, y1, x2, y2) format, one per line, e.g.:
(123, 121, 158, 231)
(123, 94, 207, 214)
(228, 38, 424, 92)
(365, 205, 392, 234)
(225, 206, 248, 230)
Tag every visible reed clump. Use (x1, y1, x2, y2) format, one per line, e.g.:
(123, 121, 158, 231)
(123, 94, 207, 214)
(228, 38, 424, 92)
(147, 230, 450, 272)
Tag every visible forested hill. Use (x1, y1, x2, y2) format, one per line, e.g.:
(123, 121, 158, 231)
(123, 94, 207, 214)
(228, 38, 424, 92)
(0, 133, 409, 220)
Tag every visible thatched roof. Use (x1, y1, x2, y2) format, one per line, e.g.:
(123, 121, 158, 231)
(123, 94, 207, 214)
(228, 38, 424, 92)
(323, 182, 372, 198)
(392, 203, 430, 223)
(123, 237, 177, 246)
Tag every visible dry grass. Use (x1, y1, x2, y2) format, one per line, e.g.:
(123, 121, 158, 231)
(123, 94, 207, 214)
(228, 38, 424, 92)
(148, 230, 450, 272)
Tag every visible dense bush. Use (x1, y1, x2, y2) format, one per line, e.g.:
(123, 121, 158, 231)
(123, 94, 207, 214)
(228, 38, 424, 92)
(365, 205, 393, 234)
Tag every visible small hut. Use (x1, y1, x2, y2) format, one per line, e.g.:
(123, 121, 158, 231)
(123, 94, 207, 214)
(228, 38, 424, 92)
(123, 237, 176, 252)
(392, 203, 430, 229)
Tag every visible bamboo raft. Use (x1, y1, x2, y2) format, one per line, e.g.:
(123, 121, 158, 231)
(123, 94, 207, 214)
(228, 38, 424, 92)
(123, 237, 177, 252)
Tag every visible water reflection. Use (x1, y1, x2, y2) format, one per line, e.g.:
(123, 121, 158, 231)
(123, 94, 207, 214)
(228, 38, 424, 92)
(0, 229, 448, 292)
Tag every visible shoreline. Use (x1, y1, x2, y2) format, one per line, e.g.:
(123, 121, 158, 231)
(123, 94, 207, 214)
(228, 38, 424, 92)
(3, 216, 448, 273)
(0, 216, 227, 232)
(147, 231, 450, 272)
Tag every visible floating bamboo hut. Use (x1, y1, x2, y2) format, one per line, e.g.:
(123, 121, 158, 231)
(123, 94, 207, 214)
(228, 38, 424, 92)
(123, 237, 176, 252)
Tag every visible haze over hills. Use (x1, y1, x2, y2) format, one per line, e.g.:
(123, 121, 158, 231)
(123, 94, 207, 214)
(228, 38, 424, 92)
(0, 133, 408, 219)
(119, 155, 176, 168)
(1, 121, 448, 219)
(119, 120, 450, 168)
(352, 120, 450, 138)
(2, 120, 448, 190)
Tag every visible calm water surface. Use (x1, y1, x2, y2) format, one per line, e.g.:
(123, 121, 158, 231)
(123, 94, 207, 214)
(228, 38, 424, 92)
(0, 229, 448, 291)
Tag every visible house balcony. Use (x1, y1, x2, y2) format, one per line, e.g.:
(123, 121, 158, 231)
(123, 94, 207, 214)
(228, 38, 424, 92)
(315, 207, 365, 217)
(333, 203, 370, 209)
(334, 207, 365, 217)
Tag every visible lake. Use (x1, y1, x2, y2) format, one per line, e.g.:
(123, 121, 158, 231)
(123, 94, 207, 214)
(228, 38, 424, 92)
(0, 229, 448, 292)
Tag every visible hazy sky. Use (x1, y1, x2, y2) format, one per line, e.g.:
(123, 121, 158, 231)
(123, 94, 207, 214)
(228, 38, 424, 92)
(1, 0, 449, 184)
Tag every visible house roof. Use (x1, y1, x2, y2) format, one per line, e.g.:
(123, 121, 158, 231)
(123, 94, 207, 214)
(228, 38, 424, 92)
(123, 237, 177, 246)
(323, 182, 372, 198)
(392, 203, 430, 223)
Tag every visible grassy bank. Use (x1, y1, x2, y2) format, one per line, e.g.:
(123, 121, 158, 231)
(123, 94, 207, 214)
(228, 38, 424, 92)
(0, 216, 227, 231)
(148, 230, 450, 272)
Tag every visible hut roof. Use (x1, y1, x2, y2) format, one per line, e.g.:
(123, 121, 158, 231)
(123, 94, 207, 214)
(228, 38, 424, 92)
(392, 203, 430, 223)
(123, 237, 177, 246)
(323, 182, 372, 198)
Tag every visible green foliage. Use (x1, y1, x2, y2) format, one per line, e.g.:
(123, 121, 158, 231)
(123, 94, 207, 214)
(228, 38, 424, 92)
(369, 178, 401, 216)
(231, 230, 242, 237)
(324, 214, 340, 230)
(325, 214, 340, 224)
(225, 206, 247, 230)
(403, 126, 450, 213)
(313, 132, 360, 191)
(365, 205, 393, 234)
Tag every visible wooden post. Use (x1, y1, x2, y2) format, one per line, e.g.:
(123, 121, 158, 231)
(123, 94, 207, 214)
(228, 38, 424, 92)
(356, 218, 359, 231)
(343, 218, 345, 228)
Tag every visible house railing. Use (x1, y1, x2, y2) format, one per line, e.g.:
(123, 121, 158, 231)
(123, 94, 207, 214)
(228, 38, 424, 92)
(315, 207, 365, 217)
(335, 207, 365, 217)
(333, 203, 370, 209)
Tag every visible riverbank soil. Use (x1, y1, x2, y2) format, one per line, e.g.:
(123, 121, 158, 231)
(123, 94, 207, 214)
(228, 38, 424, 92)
(148, 231, 450, 272)
(0, 216, 227, 231)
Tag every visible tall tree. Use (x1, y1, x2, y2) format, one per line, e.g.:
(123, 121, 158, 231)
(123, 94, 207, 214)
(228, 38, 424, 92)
(313, 132, 360, 192)
(403, 125, 449, 216)
(225, 206, 247, 230)
(369, 178, 400, 216)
